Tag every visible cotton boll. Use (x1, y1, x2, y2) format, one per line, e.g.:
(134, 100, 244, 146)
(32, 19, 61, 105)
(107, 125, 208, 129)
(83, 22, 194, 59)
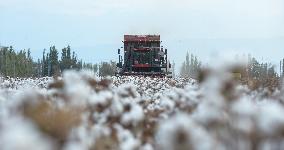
(63, 141, 88, 150)
(62, 70, 93, 106)
(0, 117, 54, 150)
(6, 89, 48, 116)
(256, 101, 284, 136)
(88, 90, 113, 106)
(5, 71, 284, 150)
(140, 143, 154, 150)
(121, 102, 144, 126)
(230, 97, 258, 135)
(117, 83, 140, 98)
(159, 97, 175, 111)
(192, 96, 227, 126)
(109, 95, 124, 116)
(0, 90, 9, 121)
(156, 113, 215, 150)
(0, 77, 53, 90)
(115, 124, 141, 150)
(190, 68, 233, 126)
(67, 124, 94, 149)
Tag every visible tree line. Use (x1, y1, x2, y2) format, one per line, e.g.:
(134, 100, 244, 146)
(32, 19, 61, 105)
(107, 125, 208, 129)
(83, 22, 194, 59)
(0, 46, 116, 77)
(179, 52, 201, 79)
(244, 55, 278, 90)
(2, 45, 280, 86)
(179, 52, 280, 90)
(0, 46, 34, 77)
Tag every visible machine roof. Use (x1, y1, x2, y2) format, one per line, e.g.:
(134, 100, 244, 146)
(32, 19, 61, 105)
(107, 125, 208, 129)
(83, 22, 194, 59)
(124, 35, 160, 42)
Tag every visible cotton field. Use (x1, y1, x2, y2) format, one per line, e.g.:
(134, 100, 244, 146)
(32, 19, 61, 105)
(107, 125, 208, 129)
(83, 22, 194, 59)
(1, 68, 284, 150)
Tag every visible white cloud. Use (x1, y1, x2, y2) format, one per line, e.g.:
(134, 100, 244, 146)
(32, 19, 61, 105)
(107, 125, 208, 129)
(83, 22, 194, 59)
(1, 0, 283, 17)
(0, 0, 283, 38)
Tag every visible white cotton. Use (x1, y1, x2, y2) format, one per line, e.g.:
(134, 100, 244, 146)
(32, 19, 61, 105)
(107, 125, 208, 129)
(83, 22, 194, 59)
(4, 70, 284, 150)
(63, 70, 92, 106)
(0, 117, 53, 150)
(115, 124, 141, 150)
(121, 103, 144, 125)
(257, 101, 284, 136)
(88, 91, 113, 105)
(110, 96, 124, 115)
(156, 113, 215, 150)
(159, 97, 175, 110)
(230, 97, 258, 134)
(140, 143, 154, 150)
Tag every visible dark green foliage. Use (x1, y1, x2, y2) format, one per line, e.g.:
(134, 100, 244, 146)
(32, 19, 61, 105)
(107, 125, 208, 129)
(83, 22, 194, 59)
(180, 52, 201, 78)
(99, 61, 116, 77)
(83, 63, 98, 73)
(245, 56, 279, 90)
(0, 45, 98, 77)
(0, 46, 34, 77)
(49, 46, 60, 76)
(247, 56, 277, 80)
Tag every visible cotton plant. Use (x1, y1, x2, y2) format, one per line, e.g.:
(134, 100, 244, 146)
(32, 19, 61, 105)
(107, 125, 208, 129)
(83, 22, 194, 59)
(156, 113, 216, 150)
(2, 68, 284, 150)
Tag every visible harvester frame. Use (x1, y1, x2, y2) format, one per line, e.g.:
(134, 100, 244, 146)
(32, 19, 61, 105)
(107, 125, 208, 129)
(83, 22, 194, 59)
(116, 35, 172, 77)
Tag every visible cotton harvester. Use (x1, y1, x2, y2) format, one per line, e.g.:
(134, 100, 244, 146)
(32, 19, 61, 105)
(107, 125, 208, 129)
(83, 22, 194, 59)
(116, 35, 172, 77)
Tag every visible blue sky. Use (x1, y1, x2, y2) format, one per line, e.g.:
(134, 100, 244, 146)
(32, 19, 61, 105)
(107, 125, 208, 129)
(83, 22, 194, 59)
(0, 0, 284, 71)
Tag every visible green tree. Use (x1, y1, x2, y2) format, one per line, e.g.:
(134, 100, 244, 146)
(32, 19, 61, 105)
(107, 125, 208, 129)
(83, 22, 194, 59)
(49, 46, 59, 76)
(180, 51, 201, 78)
(99, 61, 116, 76)
(60, 47, 68, 71)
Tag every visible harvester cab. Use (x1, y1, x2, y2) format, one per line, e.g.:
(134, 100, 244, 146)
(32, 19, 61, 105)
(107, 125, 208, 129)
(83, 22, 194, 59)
(116, 35, 172, 77)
